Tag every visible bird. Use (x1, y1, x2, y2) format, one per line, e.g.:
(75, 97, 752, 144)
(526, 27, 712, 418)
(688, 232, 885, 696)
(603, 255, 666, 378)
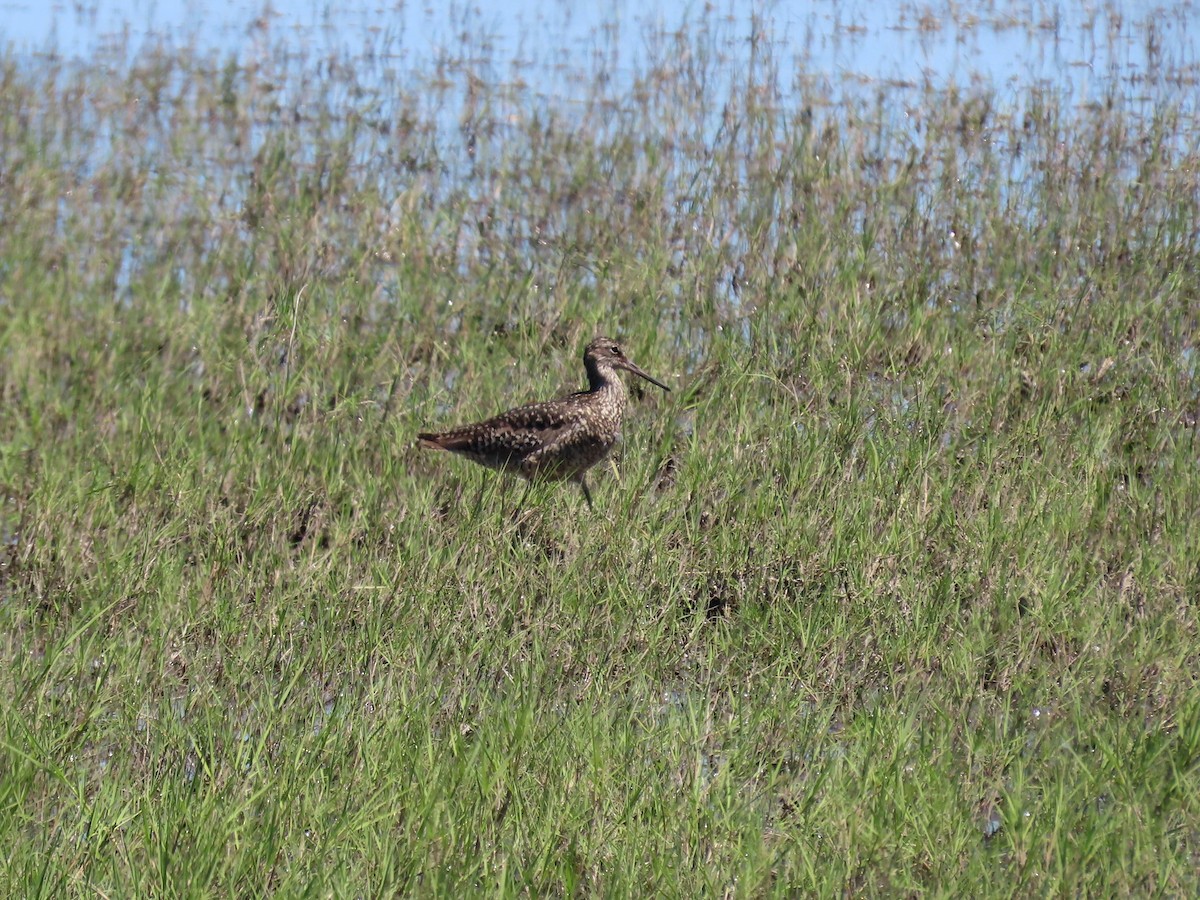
(417, 337, 671, 508)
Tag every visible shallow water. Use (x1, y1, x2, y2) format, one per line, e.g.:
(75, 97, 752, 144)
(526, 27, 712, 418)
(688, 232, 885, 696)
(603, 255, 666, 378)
(5, 0, 1197, 118)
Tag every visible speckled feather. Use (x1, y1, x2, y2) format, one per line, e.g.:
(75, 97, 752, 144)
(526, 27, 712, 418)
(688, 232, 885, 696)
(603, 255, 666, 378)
(417, 337, 670, 505)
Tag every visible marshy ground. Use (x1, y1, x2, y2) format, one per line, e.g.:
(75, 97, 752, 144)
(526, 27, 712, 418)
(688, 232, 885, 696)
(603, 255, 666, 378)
(1, 2, 1199, 895)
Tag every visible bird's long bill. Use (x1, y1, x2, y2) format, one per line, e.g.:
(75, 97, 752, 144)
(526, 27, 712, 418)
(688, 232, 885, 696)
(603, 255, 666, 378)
(619, 358, 671, 392)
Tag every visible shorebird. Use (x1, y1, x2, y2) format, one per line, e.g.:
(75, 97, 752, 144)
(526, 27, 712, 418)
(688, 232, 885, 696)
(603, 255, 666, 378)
(417, 337, 671, 508)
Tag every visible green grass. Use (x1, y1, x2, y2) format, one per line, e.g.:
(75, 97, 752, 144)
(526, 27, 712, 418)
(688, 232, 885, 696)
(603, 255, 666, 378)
(2, 8, 1200, 896)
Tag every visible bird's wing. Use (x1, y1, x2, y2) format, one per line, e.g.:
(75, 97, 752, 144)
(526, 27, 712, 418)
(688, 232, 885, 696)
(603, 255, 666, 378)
(523, 415, 583, 455)
(423, 399, 577, 455)
(489, 402, 585, 473)
(491, 398, 579, 435)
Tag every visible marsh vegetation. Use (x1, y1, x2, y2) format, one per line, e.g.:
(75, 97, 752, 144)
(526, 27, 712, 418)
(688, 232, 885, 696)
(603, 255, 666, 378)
(2, 2, 1199, 894)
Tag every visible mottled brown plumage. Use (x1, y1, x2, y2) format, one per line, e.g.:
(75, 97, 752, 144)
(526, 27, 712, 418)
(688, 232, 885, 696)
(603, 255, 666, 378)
(417, 337, 671, 508)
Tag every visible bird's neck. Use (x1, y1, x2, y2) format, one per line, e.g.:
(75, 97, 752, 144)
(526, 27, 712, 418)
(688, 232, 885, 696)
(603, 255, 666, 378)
(584, 362, 627, 401)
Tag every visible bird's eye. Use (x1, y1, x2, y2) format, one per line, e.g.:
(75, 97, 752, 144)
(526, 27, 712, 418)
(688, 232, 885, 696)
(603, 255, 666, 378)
(610, 345, 622, 356)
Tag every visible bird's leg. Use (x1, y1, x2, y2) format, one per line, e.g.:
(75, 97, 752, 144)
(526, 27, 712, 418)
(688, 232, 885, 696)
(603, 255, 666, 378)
(577, 476, 594, 510)
(517, 479, 534, 508)
(471, 478, 486, 518)
(500, 477, 525, 522)
(508, 479, 539, 528)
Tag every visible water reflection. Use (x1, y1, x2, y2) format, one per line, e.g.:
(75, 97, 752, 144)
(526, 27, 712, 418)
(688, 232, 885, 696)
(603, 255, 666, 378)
(4, 0, 1197, 119)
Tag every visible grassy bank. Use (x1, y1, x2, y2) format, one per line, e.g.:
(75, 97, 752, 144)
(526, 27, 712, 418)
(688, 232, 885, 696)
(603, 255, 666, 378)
(1, 9, 1199, 896)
